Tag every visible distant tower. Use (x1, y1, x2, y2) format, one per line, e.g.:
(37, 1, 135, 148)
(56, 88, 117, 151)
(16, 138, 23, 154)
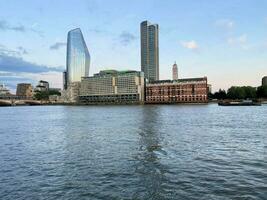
(172, 62, 178, 80)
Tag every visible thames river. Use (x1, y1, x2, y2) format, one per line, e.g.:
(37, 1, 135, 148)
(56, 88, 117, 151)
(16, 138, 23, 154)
(0, 104, 266, 200)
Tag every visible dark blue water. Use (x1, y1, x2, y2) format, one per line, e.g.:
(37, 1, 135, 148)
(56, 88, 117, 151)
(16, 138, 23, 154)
(0, 104, 266, 200)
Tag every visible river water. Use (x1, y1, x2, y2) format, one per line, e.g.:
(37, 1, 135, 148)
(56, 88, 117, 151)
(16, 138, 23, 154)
(0, 104, 266, 200)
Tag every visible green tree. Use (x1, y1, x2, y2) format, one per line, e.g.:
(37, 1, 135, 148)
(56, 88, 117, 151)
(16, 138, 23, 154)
(49, 89, 61, 96)
(213, 89, 227, 99)
(227, 86, 257, 99)
(34, 91, 49, 100)
(242, 86, 256, 99)
(227, 86, 244, 99)
(257, 86, 267, 98)
(34, 89, 61, 100)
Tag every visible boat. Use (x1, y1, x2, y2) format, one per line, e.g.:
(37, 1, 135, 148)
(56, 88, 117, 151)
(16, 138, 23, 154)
(218, 100, 261, 106)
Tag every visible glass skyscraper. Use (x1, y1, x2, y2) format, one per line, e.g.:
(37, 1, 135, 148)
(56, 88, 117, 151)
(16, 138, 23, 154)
(140, 21, 159, 82)
(66, 28, 90, 85)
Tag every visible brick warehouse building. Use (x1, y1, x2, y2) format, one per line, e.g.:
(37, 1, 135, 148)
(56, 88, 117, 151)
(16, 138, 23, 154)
(146, 77, 208, 104)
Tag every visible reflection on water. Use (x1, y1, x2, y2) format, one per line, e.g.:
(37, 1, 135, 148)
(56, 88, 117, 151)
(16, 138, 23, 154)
(0, 105, 266, 200)
(135, 106, 167, 199)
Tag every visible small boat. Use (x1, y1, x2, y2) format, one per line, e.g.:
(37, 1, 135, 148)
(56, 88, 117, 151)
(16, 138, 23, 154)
(218, 100, 261, 106)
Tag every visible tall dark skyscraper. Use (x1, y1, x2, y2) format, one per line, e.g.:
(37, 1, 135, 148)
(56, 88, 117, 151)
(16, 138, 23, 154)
(140, 21, 159, 82)
(66, 28, 90, 85)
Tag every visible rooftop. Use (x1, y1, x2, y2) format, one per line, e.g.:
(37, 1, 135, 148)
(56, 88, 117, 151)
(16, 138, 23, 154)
(148, 77, 207, 85)
(86, 70, 142, 78)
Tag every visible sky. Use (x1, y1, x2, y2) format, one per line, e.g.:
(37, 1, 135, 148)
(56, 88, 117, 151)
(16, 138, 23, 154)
(0, 0, 267, 92)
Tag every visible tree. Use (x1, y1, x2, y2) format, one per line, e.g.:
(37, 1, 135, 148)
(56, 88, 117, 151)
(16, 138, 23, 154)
(257, 86, 267, 98)
(242, 86, 256, 99)
(227, 86, 257, 100)
(213, 89, 227, 99)
(49, 89, 61, 96)
(34, 89, 61, 100)
(34, 91, 49, 100)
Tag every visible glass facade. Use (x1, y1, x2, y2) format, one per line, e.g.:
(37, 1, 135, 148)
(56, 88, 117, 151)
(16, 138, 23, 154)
(66, 28, 90, 84)
(141, 21, 159, 82)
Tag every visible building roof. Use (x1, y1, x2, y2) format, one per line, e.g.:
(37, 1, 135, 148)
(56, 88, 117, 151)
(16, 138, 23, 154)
(85, 69, 142, 79)
(39, 80, 49, 83)
(150, 77, 206, 84)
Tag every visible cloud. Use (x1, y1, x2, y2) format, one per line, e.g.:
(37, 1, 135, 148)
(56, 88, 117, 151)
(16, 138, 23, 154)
(0, 44, 28, 56)
(0, 53, 64, 74)
(50, 42, 66, 50)
(119, 31, 136, 46)
(215, 19, 235, 29)
(0, 53, 64, 92)
(0, 20, 26, 32)
(17, 46, 28, 54)
(227, 34, 248, 49)
(0, 20, 43, 36)
(180, 40, 199, 50)
(0, 71, 63, 92)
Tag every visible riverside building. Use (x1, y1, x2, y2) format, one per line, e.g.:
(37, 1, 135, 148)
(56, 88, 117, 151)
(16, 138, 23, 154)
(146, 77, 208, 104)
(79, 70, 145, 104)
(62, 28, 90, 102)
(16, 83, 33, 99)
(0, 83, 10, 96)
(35, 80, 49, 92)
(66, 28, 90, 84)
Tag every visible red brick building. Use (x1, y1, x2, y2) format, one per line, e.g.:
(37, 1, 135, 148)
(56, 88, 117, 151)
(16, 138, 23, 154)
(146, 77, 208, 104)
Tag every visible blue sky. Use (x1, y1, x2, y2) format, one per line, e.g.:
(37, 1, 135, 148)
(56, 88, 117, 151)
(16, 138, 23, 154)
(0, 0, 267, 92)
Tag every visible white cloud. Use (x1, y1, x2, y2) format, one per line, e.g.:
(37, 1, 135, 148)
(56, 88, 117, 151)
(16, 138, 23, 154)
(227, 34, 248, 49)
(180, 40, 199, 50)
(215, 19, 235, 29)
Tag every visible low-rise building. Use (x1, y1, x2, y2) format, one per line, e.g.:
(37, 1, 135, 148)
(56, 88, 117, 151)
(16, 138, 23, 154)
(79, 70, 145, 104)
(16, 83, 33, 98)
(146, 77, 208, 104)
(35, 80, 49, 92)
(0, 83, 10, 96)
(207, 84, 212, 93)
(60, 82, 81, 103)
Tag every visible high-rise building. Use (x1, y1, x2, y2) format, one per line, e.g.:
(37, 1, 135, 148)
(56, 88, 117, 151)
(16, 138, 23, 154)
(262, 76, 267, 86)
(172, 62, 178, 80)
(141, 20, 159, 82)
(66, 28, 90, 85)
(16, 83, 33, 98)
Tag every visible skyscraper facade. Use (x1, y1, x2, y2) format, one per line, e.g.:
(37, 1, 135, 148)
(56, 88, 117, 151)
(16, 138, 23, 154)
(141, 21, 159, 82)
(172, 62, 178, 80)
(66, 28, 90, 85)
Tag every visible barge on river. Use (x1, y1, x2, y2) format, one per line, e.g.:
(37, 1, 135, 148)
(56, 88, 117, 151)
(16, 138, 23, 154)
(218, 100, 261, 106)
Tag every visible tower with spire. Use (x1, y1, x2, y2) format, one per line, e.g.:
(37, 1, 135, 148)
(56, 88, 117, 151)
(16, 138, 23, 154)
(172, 62, 178, 80)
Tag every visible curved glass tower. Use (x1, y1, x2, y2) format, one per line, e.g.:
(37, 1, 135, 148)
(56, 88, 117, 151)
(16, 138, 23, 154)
(66, 28, 90, 84)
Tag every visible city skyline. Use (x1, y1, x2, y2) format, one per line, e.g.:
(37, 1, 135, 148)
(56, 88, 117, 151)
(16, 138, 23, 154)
(0, 0, 267, 92)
